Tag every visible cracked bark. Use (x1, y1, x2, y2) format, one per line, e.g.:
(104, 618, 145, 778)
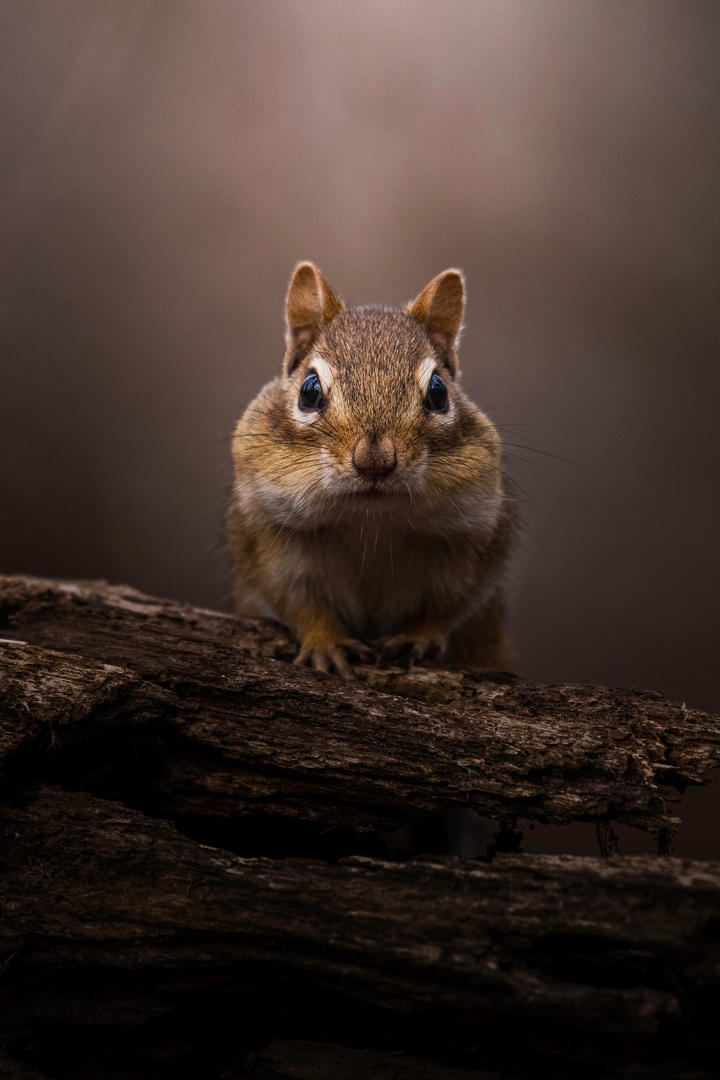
(1, 575, 718, 838)
(2, 787, 720, 1079)
(1, 575, 719, 1078)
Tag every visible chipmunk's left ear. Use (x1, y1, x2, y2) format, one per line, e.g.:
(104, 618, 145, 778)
(407, 269, 465, 376)
(284, 262, 344, 375)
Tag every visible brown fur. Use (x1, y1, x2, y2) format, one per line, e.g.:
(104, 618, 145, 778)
(227, 263, 515, 677)
(284, 262, 345, 374)
(406, 268, 465, 375)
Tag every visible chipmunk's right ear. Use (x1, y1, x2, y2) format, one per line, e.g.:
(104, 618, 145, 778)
(284, 262, 344, 375)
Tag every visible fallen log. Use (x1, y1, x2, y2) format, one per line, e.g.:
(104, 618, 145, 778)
(1, 787, 719, 1079)
(1, 575, 718, 838)
(2, 575, 720, 1078)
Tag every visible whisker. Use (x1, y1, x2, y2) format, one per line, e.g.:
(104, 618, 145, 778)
(502, 442, 590, 472)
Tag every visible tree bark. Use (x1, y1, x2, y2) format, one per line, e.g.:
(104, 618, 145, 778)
(1, 575, 719, 1078)
(1, 575, 718, 838)
(2, 786, 719, 1078)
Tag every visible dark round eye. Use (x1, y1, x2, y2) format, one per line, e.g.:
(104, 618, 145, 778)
(298, 371, 325, 411)
(424, 372, 448, 412)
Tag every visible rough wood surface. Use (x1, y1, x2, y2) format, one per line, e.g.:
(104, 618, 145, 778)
(1, 574, 718, 837)
(2, 787, 719, 1078)
(252, 1041, 501, 1079)
(2, 575, 720, 1077)
(250, 1040, 714, 1080)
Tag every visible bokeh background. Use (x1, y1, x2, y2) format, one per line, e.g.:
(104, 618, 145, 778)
(2, 1, 719, 727)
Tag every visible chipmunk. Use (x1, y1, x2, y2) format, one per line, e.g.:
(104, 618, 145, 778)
(227, 262, 515, 678)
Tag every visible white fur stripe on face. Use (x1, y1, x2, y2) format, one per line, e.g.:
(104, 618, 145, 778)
(416, 356, 438, 393)
(309, 355, 333, 394)
(416, 356, 456, 424)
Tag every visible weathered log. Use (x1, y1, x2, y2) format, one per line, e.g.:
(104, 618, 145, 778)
(2, 575, 719, 1077)
(1, 575, 718, 838)
(0, 1055, 44, 1080)
(250, 1040, 714, 1080)
(1, 787, 719, 1079)
(252, 1041, 498, 1079)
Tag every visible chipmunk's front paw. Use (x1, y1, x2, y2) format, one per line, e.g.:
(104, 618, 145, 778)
(379, 633, 448, 668)
(294, 638, 373, 680)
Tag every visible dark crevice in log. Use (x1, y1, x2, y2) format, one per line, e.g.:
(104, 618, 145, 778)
(2, 576, 720, 1077)
(2, 787, 720, 1078)
(485, 816, 524, 858)
(596, 818, 620, 857)
(172, 811, 397, 862)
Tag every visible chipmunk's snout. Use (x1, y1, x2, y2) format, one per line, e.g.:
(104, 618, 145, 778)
(352, 434, 397, 482)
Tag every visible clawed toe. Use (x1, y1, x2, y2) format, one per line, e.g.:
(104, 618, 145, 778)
(342, 638, 376, 663)
(379, 634, 447, 668)
(294, 631, 445, 677)
(293, 642, 359, 679)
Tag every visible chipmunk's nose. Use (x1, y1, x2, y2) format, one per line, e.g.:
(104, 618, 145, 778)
(352, 434, 397, 482)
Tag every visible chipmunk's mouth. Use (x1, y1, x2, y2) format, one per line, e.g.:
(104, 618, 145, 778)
(351, 478, 409, 499)
(329, 468, 416, 502)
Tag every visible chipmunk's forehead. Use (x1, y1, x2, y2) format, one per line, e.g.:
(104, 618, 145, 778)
(315, 308, 432, 380)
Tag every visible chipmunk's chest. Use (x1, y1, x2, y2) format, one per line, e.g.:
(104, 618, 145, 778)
(317, 522, 474, 638)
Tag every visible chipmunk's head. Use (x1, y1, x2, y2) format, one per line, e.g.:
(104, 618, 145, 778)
(236, 263, 503, 530)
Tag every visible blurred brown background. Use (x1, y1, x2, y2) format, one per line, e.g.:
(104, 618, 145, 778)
(2, 0, 719, 717)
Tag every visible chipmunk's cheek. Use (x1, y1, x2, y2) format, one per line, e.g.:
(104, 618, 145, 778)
(428, 401, 456, 427)
(319, 447, 345, 488)
(402, 447, 429, 483)
(292, 402, 322, 426)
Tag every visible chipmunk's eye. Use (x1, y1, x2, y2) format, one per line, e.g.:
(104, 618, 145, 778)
(424, 372, 448, 412)
(298, 371, 325, 411)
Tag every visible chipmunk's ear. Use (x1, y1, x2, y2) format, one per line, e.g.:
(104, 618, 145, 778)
(407, 269, 465, 376)
(284, 262, 344, 375)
